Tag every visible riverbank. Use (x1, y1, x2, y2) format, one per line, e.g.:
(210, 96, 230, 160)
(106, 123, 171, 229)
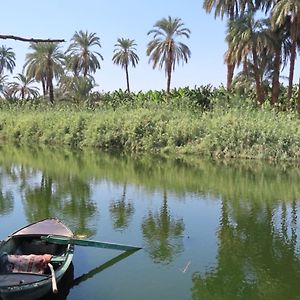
(0, 103, 299, 161)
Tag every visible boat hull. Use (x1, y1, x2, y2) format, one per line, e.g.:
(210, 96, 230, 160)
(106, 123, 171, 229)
(0, 219, 74, 300)
(0, 276, 52, 300)
(0, 260, 72, 300)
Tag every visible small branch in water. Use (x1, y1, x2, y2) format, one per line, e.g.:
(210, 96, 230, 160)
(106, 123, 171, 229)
(0, 35, 65, 43)
(179, 260, 191, 273)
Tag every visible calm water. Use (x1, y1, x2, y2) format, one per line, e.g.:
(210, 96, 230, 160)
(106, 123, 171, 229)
(1, 146, 300, 300)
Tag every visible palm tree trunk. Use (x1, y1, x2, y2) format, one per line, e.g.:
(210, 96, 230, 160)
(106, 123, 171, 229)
(49, 80, 54, 103)
(83, 68, 88, 77)
(166, 69, 172, 94)
(166, 47, 173, 94)
(296, 76, 300, 113)
(125, 65, 130, 92)
(227, 63, 235, 91)
(271, 48, 281, 105)
(226, 9, 235, 91)
(166, 54, 172, 94)
(252, 49, 264, 104)
(42, 78, 47, 96)
(287, 40, 296, 103)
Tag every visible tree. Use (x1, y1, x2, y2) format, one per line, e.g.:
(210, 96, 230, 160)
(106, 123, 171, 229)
(227, 14, 272, 104)
(112, 38, 139, 92)
(147, 16, 191, 94)
(59, 74, 95, 102)
(66, 30, 103, 77)
(24, 42, 64, 103)
(7, 73, 39, 100)
(0, 45, 15, 75)
(233, 50, 273, 97)
(272, 0, 300, 103)
(0, 75, 7, 96)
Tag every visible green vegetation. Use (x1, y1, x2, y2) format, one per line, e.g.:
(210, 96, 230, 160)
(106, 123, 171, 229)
(203, 0, 300, 109)
(0, 86, 299, 161)
(112, 38, 139, 93)
(147, 16, 191, 93)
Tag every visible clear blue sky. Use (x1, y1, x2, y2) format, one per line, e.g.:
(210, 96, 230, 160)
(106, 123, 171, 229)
(2, 0, 231, 92)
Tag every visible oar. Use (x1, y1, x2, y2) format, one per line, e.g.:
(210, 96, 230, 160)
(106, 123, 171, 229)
(42, 235, 142, 251)
(48, 263, 58, 294)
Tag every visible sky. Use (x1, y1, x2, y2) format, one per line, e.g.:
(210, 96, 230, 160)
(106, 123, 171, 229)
(1, 0, 295, 93)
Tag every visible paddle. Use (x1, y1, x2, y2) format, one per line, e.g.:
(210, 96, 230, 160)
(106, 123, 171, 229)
(48, 263, 58, 294)
(42, 235, 142, 251)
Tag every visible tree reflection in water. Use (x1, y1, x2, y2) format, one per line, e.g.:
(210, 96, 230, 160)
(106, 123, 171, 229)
(142, 189, 185, 264)
(22, 172, 97, 237)
(0, 166, 15, 215)
(192, 198, 300, 300)
(109, 183, 135, 231)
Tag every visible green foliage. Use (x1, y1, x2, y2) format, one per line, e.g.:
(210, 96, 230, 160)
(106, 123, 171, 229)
(0, 85, 300, 161)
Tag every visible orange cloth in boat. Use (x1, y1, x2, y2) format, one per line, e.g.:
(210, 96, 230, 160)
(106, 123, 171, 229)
(7, 254, 52, 274)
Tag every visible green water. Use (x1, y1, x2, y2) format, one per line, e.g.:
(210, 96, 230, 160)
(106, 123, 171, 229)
(1, 146, 300, 300)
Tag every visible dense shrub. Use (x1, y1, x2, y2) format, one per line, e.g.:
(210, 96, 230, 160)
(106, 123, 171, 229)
(0, 85, 300, 160)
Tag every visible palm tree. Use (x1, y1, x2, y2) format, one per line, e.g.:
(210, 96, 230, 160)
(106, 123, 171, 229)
(112, 38, 139, 92)
(203, 0, 256, 91)
(66, 30, 103, 77)
(272, 0, 300, 103)
(147, 16, 191, 94)
(227, 14, 272, 104)
(0, 45, 15, 75)
(7, 73, 39, 100)
(0, 74, 7, 97)
(24, 42, 64, 103)
(233, 51, 273, 97)
(59, 74, 95, 102)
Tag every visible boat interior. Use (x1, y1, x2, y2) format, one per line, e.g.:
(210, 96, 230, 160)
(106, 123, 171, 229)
(0, 235, 69, 275)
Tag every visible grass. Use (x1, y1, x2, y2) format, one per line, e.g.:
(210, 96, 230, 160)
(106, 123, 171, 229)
(0, 101, 299, 161)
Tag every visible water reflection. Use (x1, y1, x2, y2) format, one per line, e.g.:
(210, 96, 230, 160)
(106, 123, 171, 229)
(109, 183, 135, 231)
(42, 251, 138, 300)
(191, 199, 300, 300)
(141, 189, 184, 264)
(0, 146, 300, 299)
(0, 167, 14, 215)
(0, 190, 13, 215)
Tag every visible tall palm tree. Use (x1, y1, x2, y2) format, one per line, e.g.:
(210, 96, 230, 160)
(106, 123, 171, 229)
(7, 73, 39, 100)
(227, 14, 272, 104)
(66, 30, 103, 77)
(203, 0, 256, 91)
(24, 42, 64, 103)
(272, 0, 300, 102)
(112, 38, 139, 92)
(269, 18, 290, 105)
(147, 16, 191, 94)
(0, 45, 15, 75)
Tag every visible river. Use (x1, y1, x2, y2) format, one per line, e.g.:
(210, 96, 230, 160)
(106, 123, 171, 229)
(0, 146, 300, 300)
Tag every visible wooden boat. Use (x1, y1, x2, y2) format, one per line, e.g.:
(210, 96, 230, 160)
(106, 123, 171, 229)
(0, 218, 74, 300)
